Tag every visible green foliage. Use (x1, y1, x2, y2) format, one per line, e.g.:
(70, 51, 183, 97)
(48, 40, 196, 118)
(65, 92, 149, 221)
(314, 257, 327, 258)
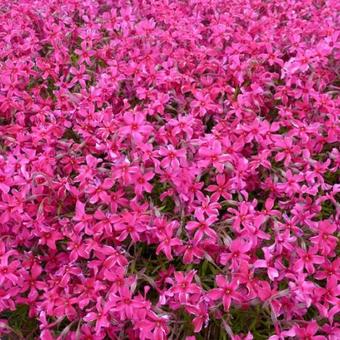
(228, 305, 274, 340)
(0, 304, 39, 339)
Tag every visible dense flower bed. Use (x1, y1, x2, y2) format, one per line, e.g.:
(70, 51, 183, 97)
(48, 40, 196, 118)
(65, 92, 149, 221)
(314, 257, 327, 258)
(0, 0, 339, 339)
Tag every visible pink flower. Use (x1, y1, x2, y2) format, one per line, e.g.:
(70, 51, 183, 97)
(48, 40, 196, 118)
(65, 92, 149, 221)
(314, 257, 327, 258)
(268, 328, 295, 340)
(273, 137, 300, 167)
(198, 140, 231, 173)
(21, 263, 46, 301)
(137, 311, 169, 340)
(228, 202, 254, 232)
(37, 227, 63, 250)
(133, 171, 154, 196)
(67, 233, 91, 262)
(253, 247, 279, 281)
(310, 220, 338, 256)
(84, 298, 111, 334)
(85, 178, 114, 204)
(220, 238, 252, 269)
(93, 210, 120, 234)
(171, 270, 201, 303)
(194, 191, 220, 219)
(114, 212, 146, 242)
(314, 259, 339, 281)
(180, 239, 205, 264)
(74, 41, 96, 65)
(110, 286, 147, 319)
(294, 320, 326, 340)
(159, 145, 186, 170)
(168, 115, 194, 139)
(207, 275, 243, 311)
(294, 247, 324, 274)
(0, 0, 338, 337)
(277, 170, 304, 196)
(206, 174, 232, 201)
(185, 302, 209, 332)
(186, 214, 218, 243)
(73, 200, 93, 235)
(112, 157, 139, 184)
(156, 224, 182, 260)
(314, 276, 340, 309)
(190, 90, 217, 117)
(69, 64, 90, 88)
(0, 253, 19, 285)
(0, 170, 12, 194)
(119, 112, 153, 143)
(262, 198, 281, 218)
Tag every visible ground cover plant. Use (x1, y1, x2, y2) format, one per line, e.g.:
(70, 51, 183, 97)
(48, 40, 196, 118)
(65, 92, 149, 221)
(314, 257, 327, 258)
(0, 0, 339, 339)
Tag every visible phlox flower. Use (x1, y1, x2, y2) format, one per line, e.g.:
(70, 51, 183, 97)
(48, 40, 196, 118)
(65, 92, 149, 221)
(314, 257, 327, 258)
(207, 275, 243, 311)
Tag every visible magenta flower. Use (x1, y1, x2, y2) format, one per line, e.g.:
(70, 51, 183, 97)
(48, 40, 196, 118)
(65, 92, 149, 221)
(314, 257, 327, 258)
(310, 220, 338, 256)
(168, 115, 194, 139)
(84, 298, 111, 335)
(207, 275, 243, 311)
(268, 328, 295, 340)
(186, 214, 218, 243)
(74, 41, 96, 65)
(110, 286, 147, 319)
(314, 259, 339, 281)
(0, 254, 19, 286)
(93, 210, 120, 234)
(114, 212, 146, 242)
(37, 227, 63, 250)
(171, 270, 201, 303)
(228, 202, 254, 232)
(220, 238, 252, 269)
(0, 170, 12, 194)
(159, 145, 187, 170)
(185, 302, 209, 333)
(85, 178, 114, 204)
(294, 320, 326, 340)
(119, 112, 153, 143)
(180, 239, 205, 264)
(69, 64, 90, 88)
(133, 171, 155, 197)
(137, 311, 169, 340)
(0, 0, 338, 337)
(156, 226, 182, 260)
(314, 276, 340, 308)
(294, 247, 324, 274)
(206, 174, 232, 201)
(21, 263, 46, 301)
(198, 140, 231, 173)
(73, 200, 93, 235)
(253, 247, 279, 281)
(274, 137, 300, 167)
(194, 191, 220, 219)
(67, 233, 91, 262)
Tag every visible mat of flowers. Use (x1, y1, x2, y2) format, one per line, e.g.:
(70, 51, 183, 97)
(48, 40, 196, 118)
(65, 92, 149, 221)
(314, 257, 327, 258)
(0, 0, 339, 339)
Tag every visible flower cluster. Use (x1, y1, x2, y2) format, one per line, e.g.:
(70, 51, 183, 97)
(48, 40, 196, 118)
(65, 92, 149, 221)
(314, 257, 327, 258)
(0, 0, 339, 339)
